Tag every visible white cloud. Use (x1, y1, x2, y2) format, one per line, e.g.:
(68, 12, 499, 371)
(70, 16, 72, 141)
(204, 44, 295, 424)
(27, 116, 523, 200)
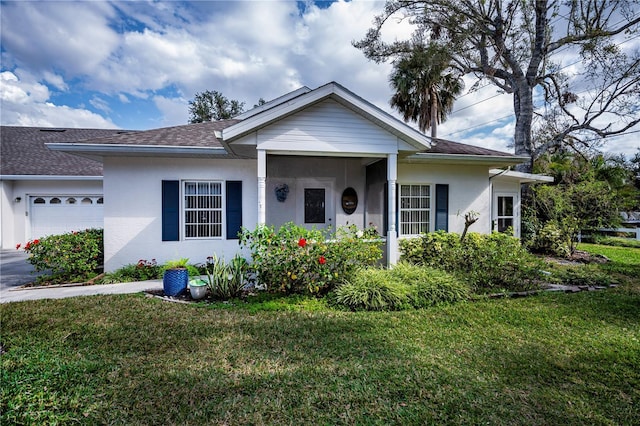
(0, 71, 117, 128)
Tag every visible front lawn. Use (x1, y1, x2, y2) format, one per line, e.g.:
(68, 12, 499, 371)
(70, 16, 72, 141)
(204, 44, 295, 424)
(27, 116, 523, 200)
(2, 272, 639, 424)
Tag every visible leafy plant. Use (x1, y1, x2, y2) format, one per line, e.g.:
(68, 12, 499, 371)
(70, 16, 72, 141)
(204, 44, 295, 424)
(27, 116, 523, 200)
(240, 223, 382, 295)
(332, 263, 469, 311)
(333, 268, 408, 311)
(17, 228, 103, 283)
(389, 262, 469, 307)
(204, 254, 248, 300)
(164, 258, 189, 270)
(399, 231, 543, 292)
(98, 259, 162, 284)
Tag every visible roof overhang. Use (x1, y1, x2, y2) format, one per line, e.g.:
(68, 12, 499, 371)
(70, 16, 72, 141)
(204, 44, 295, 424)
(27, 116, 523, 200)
(403, 153, 530, 167)
(489, 169, 554, 183)
(223, 82, 432, 152)
(0, 175, 102, 181)
(46, 143, 229, 161)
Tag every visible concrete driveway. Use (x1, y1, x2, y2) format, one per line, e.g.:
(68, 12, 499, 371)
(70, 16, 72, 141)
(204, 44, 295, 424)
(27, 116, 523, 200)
(0, 249, 44, 292)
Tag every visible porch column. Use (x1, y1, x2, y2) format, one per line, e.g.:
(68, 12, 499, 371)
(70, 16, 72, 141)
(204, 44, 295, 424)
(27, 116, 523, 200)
(257, 149, 266, 225)
(387, 153, 398, 265)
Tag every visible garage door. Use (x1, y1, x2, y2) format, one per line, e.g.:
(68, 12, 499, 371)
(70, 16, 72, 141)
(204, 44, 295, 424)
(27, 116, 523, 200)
(30, 195, 104, 239)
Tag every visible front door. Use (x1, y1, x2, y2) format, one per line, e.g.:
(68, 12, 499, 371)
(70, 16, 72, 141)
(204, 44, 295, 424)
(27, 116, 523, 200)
(297, 179, 334, 230)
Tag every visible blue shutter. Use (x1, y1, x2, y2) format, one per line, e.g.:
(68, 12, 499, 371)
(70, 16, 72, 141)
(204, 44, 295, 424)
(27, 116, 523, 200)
(162, 180, 180, 241)
(226, 181, 242, 240)
(435, 184, 449, 231)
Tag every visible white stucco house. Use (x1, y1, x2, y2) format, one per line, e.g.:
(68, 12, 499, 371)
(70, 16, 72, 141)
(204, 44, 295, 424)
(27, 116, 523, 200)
(0, 126, 134, 250)
(42, 82, 550, 272)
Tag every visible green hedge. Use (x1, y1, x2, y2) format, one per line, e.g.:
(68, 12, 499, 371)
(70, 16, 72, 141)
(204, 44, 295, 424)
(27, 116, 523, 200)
(399, 231, 543, 292)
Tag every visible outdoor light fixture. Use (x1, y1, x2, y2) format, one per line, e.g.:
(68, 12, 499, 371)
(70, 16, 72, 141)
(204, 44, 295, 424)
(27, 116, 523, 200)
(14, 197, 21, 203)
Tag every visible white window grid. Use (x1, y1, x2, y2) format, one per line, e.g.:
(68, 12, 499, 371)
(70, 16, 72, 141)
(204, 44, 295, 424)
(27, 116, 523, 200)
(399, 184, 431, 236)
(184, 181, 223, 239)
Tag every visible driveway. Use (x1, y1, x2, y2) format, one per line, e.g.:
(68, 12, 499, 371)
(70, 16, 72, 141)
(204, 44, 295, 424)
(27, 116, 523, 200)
(0, 249, 45, 292)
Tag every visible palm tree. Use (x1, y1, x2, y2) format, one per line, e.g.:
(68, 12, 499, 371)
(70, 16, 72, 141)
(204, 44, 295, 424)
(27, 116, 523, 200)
(389, 44, 463, 138)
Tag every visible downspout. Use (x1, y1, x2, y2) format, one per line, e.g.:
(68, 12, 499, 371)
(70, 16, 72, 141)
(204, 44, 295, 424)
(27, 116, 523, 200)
(488, 167, 511, 232)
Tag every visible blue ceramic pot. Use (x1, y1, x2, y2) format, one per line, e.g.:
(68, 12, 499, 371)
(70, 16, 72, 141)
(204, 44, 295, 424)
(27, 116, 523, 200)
(163, 268, 188, 296)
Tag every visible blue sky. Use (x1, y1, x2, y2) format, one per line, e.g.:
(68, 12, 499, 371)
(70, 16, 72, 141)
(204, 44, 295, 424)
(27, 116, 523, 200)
(1, 0, 638, 158)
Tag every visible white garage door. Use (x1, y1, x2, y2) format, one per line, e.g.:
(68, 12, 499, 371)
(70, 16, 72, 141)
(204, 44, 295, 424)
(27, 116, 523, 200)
(30, 195, 104, 239)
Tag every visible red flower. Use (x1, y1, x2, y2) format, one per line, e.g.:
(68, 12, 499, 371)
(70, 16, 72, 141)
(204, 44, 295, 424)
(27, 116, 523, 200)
(33, 239, 40, 245)
(318, 256, 326, 265)
(16, 243, 21, 250)
(298, 238, 307, 248)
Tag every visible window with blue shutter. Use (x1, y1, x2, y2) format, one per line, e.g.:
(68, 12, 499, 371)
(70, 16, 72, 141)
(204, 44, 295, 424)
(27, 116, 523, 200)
(226, 181, 242, 239)
(162, 180, 180, 241)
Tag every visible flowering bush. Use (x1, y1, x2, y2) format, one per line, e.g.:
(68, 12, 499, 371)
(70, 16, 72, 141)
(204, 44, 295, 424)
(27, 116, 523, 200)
(240, 222, 382, 295)
(17, 229, 104, 283)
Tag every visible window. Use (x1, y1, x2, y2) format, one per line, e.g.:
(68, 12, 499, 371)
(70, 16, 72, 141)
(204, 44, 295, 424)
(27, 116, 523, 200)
(66, 197, 77, 204)
(399, 184, 431, 236)
(184, 181, 222, 238)
(496, 195, 514, 233)
(34, 198, 46, 204)
(50, 197, 61, 204)
(304, 188, 325, 223)
(81, 197, 93, 204)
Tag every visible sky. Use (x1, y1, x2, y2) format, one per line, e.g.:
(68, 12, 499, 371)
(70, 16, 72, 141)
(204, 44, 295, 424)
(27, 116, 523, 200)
(1, 0, 638, 159)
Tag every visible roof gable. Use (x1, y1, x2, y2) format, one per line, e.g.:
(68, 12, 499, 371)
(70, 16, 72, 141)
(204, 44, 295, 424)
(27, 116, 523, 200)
(223, 82, 432, 152)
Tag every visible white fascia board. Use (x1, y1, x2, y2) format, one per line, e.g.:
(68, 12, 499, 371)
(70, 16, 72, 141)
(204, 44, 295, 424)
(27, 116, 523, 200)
(404, 153, 530, 167)
(224, 82, 431, 152)
(0, 175, 103, 181)
(266, 150, 387, 158)
(235, 86, 312, 120)
(489, 169, 554, 183)
(46, 143, 228, 157)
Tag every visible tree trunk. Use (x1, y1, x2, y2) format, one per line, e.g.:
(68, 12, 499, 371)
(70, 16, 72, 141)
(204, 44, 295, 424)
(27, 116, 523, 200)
(430, 87, 438, 138)
(513, 81, 534, 173)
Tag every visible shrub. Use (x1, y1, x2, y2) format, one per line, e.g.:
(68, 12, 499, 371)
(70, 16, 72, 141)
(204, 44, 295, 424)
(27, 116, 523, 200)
(388, 262, 470, 307)
(98, 259, 163, 284)
(240, 223, 382, 295)
(399, 231, 543, 292)
(18, 229, 103, 283)
(333, 264, 469, 311)
(527, 221, 572, 257)
(204, 254, 249, 300)
(333, 268, 408, 311)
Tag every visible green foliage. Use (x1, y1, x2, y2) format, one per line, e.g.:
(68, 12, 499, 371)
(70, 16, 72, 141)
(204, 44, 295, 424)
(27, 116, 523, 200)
(18, 229, 103, 282)
(528, 221, 571, 257)
(333, 268, 408, 311)
(204, 254, 248, 300)
(399, 231, 543, 292)
(99, 259, 162, 284)
(333, 263, 469, 311)
(240, 222, 382, 295)
(590, 236, 640, 249)
(526, 151, 639, 256)
(163, 258, 189, 269)
(389, 262, 470, 307)
(188, 90, 245, 123)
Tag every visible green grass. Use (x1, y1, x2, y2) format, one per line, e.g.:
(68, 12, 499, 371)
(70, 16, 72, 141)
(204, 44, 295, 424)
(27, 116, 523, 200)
(2, 243, 639, 425)
(578, 243, 640, 283)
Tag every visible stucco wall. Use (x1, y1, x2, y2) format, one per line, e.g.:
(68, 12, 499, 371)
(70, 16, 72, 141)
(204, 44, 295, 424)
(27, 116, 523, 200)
(103, 157, 257, 272)
(0, 179, 102, 249)
(397, 163, 492, 235)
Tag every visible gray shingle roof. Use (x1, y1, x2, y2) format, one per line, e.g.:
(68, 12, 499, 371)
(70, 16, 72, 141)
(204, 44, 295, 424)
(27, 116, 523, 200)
(426, 137, 515, 156)
(0, 126, 129, 176)
(68, 120, 239, 148)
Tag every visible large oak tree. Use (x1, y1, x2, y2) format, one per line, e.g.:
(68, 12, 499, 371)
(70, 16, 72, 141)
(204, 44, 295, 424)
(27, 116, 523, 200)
(354, 0, 640, 171)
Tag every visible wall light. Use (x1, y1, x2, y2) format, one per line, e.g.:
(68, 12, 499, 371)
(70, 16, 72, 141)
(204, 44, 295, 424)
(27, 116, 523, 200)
(14, 197, 21, 203)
